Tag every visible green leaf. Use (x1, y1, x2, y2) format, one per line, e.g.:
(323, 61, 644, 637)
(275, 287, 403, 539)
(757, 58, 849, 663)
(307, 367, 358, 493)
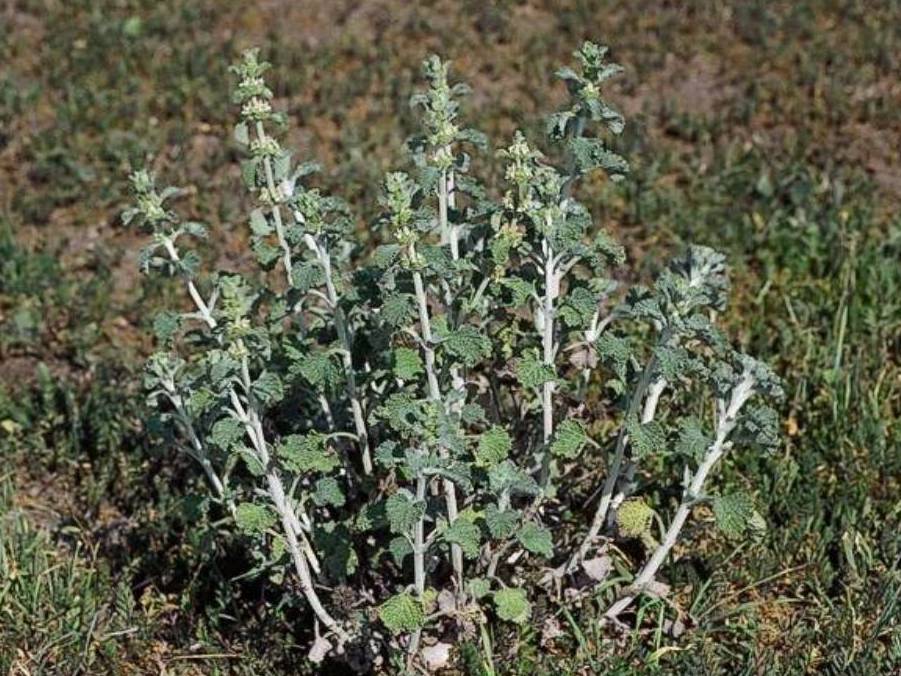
(237, 447, 265, 476)
(374, 393, 427, 436)
(444, 517, 481, 559)
(381, 293, 415, 327)
(550, 419, 588, 459)
(713, 493, 755, 539)
(558, 286, 599, 329)
(252, 238, 281, 267)
(252, 370, 284, 406)
(461, 402, 487, 425)
(312, 477, 345, 507)
(355, 501, 387, 532)
(442, 326, 490, 367)
(388, 536, 413, 567)
(249, 208, 271, 235)
(616, 498, 653, 538)
(276, 433, 339, 474)
(596, 333, 630, 387)
(737, 405, 781, 452)
(152, 311, 182, 343)
(626, 416, 666, 460)
(467, 577, 491, 600)
(516, 354, 555, 389)
(314, 523, 358, 579)
(234, 121, 250, 145)
(393, 346, 423, 380)
(494, 587, 531, 624)
(484, 504, 519, 540)
(385, 491, 425, 535)
(567, 137, 628, 180)
(517, 521, 553, 558)
(291, 261, 322, 292)
(293, 351, 341, 392)
(475, 426, 511, 468)
(675, 417, 710, 459)
(488, 461, 540, 498)
(501, 277, 535, 307)
(379, 593, 424, 634)
(235, 502, 276, 535)
(209, 417, 245, 450)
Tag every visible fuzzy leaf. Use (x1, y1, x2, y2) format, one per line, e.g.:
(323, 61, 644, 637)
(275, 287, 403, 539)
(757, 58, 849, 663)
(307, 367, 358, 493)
(516, 354, 555, 389)
(494, 587, 531, 624)
(235, 503, 276, 535)
(388, 536, 413, 567)
(567, 137, 628, 180)
(475, 426, 512, 468)
(596, 333, 630, 387)
(312, 477, 345, 507)
(385, 491, 425, 535)
(737, 405, 781, 452)
(488, 461, 540, 498)
(559, 286, 600, 329)
(237, 447, 265, 476)
(467, 578, 491, 599)
(626, 416, 666, 459)
(444, 517, 482, 559)
(152, 311, 182, 343)
(713, 493, 755, 538)
(379, 593, 424, 634)
(675, 417, 710, 459)
(442, 326, 490, 367)
(234, 121, 250, 145)
(393, 346, 423, 380)
(484, 504, 519, 539)
(501, 277, 535, 307)
(293, 351, 341, 392)
(276, 433, 339, 474)
(249, 208, 271, 235)
(551, 419, 588, 459)
(381, 293, 415, 327)
(252, 370, 284, 406)
(209, 417, 245, 450)
(517, 522, 553, 557)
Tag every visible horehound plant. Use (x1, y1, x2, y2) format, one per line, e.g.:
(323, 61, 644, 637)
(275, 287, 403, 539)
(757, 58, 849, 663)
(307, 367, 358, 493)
(129, 42, 781, 670)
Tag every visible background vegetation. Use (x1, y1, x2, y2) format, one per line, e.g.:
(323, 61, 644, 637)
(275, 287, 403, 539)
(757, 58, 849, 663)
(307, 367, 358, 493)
(1, 0, 898, 673)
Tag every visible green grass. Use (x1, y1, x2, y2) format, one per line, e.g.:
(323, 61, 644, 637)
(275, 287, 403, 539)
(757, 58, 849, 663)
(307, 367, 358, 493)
(1, 0, 899, 672)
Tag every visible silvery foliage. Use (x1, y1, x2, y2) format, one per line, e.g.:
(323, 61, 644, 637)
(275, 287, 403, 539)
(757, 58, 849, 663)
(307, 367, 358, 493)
(129, 42, 782, 667)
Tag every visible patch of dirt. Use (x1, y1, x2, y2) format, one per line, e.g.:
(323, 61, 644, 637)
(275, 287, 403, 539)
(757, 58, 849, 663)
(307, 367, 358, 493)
(842, 122, 901, 202)
(623, 52, 739, 121)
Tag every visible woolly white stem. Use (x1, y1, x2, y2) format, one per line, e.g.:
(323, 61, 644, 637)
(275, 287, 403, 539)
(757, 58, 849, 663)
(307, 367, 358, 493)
(412, 266, 465, 591)
(407, 470, 428, 662)
(571, 355, 657, 570)
(603, 374, 755, 624)
(304, 234, 373, 475)
(254, 120, 293, 286)
(608, 377, 668, 520)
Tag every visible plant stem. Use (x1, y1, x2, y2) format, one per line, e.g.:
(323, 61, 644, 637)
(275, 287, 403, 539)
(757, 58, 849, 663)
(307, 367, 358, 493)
(305, 234, 373, 475)
(542, 242, 556, 448)
(602, 374, 754, 624)
(407, 470, 428, 663)
(168, 390, 231, 509)
(254, 120, 293, 287)
(607, 377, 667, 522)
(230, 354, 349, 639)
(163, 238, 341, 638)
(571, 354, 657, 569)
(411, 265, 465, 592)
(162, 238, 216, 329)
